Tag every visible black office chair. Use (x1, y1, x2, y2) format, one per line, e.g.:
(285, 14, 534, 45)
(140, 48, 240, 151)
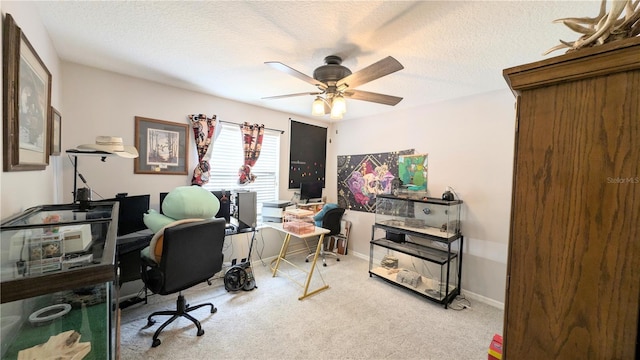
(140, 218, 226, 347)
(305, 207, 346, 266)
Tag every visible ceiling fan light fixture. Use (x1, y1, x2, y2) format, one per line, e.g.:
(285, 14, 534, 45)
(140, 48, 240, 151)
(312, 96, 325, 116)
(332, 94, 346, 115)
(267, 55, 404, 118)
(330, 99, 344, 119)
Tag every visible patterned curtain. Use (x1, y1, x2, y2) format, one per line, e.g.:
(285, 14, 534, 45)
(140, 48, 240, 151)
(238, 122, 265, 185)
(189, 114, 216, 186)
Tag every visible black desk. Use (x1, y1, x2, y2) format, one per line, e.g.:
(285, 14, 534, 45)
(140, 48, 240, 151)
(116, 224, 258, 308)
(116, 230, 153, 284)
(116, 230, 153, 309)
(115, 225, 248, 285)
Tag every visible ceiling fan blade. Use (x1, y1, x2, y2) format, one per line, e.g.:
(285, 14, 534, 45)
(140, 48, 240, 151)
(265, 61, 328, 90)
(262, 91, 323, 100)
(337, 56, 404, 89)
(343, 89, 403, 106)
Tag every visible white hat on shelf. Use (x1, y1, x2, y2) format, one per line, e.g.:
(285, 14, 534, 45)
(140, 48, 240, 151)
(77, 136, 139, 158)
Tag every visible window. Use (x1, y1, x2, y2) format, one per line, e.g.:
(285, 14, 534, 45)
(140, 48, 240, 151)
(203, 123, 280, 214)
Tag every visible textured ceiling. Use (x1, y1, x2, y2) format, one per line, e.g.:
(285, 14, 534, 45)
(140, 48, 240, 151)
(31, 0, 602, 121)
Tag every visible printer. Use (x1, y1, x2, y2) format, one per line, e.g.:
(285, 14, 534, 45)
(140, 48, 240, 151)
(262, 200, 295, 223)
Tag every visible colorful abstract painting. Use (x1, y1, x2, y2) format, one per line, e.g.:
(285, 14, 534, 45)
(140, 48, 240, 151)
(398, 153, 428, 191)
(337, 149, 414, 212)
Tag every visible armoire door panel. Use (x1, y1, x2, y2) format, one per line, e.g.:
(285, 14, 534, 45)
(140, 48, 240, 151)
(503, 37, 639, 359)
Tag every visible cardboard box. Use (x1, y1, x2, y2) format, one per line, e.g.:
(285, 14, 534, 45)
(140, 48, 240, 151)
(27, 233, 64, 275)
(62, 224, 92, 253)
(488, 334, 502, 360)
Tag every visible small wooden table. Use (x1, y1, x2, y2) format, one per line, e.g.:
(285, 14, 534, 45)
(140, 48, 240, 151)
(266, 223, 330, 300)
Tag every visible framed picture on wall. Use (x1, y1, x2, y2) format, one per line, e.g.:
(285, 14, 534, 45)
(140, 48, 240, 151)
(288, 120, 327, 189)
(134, 116, 189, 175)
(2, 14, 52, 171)
(50, 107, 61, 156)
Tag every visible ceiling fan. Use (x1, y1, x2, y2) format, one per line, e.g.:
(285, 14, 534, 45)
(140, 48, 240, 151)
(263, 55, 404, 119)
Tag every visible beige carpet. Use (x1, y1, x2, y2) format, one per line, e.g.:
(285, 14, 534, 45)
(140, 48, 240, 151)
(119, 253, 503, 359)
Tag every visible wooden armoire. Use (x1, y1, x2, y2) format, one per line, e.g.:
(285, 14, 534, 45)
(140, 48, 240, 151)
(503, 37, 639, 359)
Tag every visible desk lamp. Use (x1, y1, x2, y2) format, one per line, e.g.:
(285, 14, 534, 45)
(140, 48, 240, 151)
(67, 136, 139, 209)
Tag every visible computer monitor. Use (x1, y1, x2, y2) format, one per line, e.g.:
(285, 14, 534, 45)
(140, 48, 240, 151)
(100, 194, 150, 236)
(159, 192, 168, 215)
(300, 181, 323, 203)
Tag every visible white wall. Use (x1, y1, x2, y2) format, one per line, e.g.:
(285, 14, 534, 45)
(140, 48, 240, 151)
(0, 0, 64, 328)
(61, 62, 329, 207)
(1, 2, 63, 219)
(329, 90, 517, 305)
(61, 62, 328, 268)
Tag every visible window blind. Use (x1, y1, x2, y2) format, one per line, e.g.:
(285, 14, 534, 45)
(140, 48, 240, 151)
(203, 123, 280, 214)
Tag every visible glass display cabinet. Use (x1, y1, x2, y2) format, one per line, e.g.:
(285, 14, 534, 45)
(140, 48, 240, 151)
(369, 194, 463, 308)
(0, 202, 119, 359)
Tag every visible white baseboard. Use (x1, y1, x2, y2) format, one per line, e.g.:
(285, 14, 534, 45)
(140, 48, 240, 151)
(351, 250, 369, 262)
(351, 250, 505, 310)
(461, 290, 504, 310)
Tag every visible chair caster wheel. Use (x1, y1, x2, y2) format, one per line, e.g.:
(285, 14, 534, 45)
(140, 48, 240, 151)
(337, 258, 340, 261)
(305, 259, 309, 262)
(197, 329, 205, 336)
(211, 307, 217, 314)
(152, 339, 161, 347)
(323, 263, 327, 267)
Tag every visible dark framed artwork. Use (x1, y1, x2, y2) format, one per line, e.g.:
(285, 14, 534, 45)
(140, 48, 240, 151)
(50, 107, 61, 156)
(134, 116, 188, 175)
(2, 14, 52, 171)
(288, 120, 327, 189)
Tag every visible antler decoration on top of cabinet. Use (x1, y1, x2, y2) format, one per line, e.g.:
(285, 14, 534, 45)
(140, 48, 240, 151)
(544, 0, 640, 55)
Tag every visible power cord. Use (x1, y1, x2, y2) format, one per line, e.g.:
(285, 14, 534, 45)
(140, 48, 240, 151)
(255, 230, 267, 266)
(66, 154, 105, 200)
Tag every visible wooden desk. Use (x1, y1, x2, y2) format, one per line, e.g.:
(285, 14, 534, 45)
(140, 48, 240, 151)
(266, 223, 330, 300)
